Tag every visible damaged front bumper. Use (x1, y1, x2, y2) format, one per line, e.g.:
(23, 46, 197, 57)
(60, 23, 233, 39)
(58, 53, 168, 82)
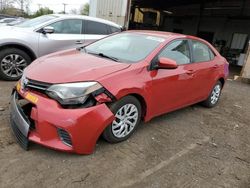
(9, 89, 115, 154)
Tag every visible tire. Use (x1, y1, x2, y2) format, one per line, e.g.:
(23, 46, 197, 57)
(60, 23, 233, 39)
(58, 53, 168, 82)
(0, 48, 31, 81)
(102, 96, 142, 143)
(202, 81, 222, 108)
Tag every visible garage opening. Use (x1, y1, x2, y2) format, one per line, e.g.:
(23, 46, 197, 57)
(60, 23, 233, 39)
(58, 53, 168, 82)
(89, 0, 250, 78)
(128, 0, 250, 76)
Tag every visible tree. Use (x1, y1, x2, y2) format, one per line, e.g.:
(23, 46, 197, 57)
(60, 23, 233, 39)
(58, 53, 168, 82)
(13, 0, 31, 13)
(32, 7, 53, 18)
(0, 0, 14, 11)
(0, 0, 27, 16)
(80, 3, 89, 16)
(0, 6, 23, 16)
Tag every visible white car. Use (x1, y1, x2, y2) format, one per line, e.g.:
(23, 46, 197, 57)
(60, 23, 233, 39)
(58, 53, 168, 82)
(0, 14, 122, 80)
(0, 18, 18, 26)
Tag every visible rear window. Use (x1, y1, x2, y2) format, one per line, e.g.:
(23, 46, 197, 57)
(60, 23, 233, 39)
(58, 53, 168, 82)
(85, 20, 108, 35)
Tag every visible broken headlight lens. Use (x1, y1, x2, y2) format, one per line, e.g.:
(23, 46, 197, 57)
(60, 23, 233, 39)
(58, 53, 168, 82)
(46, 82, 102, 106)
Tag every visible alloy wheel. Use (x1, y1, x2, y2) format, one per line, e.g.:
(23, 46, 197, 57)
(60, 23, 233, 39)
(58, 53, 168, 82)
(111, 103, 139, 138)
(211, 84, 221, 104)
(0, 54, 27, 78)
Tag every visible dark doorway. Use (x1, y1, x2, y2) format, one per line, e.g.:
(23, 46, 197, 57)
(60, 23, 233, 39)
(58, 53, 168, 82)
(173, 28, 183, 34)
(197, 31, 214, 43)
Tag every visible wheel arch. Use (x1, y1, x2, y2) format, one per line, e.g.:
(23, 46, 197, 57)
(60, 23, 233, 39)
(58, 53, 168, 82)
(125, 93, 147, 121)
(0, 43, 37, 61)
(218, 77, 225, 88)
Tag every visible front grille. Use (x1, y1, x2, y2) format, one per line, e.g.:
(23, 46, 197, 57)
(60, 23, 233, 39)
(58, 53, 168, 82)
(26, 79, 51, 93)
(10, 117, 29, 150)
(58, 128, 72, 147)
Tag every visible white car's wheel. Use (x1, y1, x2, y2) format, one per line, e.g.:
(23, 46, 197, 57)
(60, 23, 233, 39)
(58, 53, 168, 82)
(0, 48, 31, 81)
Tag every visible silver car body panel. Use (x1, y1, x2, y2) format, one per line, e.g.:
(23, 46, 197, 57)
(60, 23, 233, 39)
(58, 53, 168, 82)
(0, 14, 122, 58)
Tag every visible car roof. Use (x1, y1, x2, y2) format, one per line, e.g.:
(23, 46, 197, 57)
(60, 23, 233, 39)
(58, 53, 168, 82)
(127, 30, 204, 41)
(52, 14, 122, 28)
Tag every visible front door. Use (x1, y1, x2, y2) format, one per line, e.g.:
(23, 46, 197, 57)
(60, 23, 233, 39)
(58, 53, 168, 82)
(150, 39, 197, 116)
(38, 19, 84, 57)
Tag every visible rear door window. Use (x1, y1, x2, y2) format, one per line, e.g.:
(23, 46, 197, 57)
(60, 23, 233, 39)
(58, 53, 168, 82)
(192, 40, 214, 62)
(85, 20, 108, 35)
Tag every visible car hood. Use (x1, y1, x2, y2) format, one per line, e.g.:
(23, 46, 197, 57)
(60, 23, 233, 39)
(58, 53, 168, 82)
(0, 26, 33, 38)
(25, 49, 131, 83)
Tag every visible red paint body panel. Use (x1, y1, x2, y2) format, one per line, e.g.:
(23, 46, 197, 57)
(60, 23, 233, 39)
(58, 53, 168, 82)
(17, 90, 114, 154)
(27, 50, 130, 83)
(17, 31, 229, 154)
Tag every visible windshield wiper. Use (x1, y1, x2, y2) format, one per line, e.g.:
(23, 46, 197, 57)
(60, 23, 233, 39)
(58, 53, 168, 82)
(88, 52, 120, 62)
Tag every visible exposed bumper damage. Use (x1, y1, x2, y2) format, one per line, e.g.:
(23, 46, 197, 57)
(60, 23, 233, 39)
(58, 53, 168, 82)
(10, 88, 115, 154)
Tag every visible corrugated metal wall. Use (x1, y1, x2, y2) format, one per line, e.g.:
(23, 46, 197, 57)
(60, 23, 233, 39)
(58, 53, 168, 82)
(90, 0, 128, 26)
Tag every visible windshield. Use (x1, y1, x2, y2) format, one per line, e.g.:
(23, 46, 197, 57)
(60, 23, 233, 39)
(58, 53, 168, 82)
(85, 33, 165, 63)
(16, 15, 57, 28)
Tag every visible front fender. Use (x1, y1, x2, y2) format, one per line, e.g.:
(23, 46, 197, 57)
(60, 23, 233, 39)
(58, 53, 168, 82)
(98, 65, 154, 122)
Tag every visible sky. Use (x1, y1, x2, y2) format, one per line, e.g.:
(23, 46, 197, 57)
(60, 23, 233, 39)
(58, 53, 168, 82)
(28, 0, 89, 14)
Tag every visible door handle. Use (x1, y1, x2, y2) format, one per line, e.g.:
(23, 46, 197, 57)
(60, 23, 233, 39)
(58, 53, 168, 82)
(186, 70, 195, 75)
(213, 64, 219, 68)
(75, 40, 83, 44)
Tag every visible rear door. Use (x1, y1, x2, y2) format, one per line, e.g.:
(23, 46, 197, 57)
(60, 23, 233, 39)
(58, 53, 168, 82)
(189, 40, 219, 100)
(83, 20, 111, 45)
(38, 19, 84, 57)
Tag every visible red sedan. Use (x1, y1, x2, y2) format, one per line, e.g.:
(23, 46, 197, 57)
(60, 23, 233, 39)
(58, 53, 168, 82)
(10, 31, 229, 154)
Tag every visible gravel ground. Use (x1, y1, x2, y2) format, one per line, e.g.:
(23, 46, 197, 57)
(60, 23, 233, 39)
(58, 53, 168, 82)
(0, 68, 250, 188)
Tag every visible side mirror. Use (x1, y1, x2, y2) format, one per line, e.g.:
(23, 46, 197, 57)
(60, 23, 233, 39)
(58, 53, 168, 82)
(157, 57, 178, 69)
(42, 26, 54, 34)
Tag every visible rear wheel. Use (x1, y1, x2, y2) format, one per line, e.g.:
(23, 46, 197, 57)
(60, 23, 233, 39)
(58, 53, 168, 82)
(103, 96, 142, 143)
(0, 48, 31, 81)
(202, 81, 222, 108)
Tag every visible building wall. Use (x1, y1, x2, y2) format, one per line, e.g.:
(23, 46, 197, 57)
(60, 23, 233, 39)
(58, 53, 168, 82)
(241, 42, 250, 79)
(89, 0, 129, 26)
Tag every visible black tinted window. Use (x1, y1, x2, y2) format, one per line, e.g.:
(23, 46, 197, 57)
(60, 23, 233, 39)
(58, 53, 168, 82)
(159, 40, 191, 65)
(49, 19, 82, 34)
(192, 41, 211, 62)
(85, 21, 108, 35)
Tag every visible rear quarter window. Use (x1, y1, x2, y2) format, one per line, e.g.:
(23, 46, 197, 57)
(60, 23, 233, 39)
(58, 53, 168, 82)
(110, 26, 121, 33)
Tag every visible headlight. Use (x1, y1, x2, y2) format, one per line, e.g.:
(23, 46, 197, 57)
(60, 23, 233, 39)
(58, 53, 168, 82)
(46, 82, 102, 106)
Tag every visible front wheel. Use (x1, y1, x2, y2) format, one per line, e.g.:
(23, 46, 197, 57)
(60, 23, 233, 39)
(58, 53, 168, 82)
(0, 48, 31, 81)
(102, 96, 142, 143)
(202, 81, 222, 108)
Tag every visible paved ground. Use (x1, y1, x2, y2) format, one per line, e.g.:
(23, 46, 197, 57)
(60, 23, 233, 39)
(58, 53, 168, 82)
(0, 67, 250, 188)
